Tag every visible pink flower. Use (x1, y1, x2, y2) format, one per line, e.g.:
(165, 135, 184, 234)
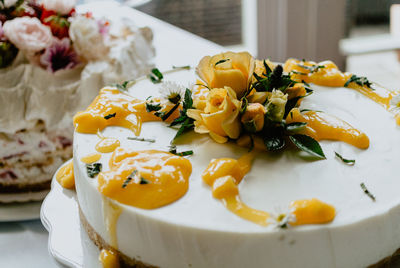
(41, 0, 76, 15)
(3, 17, 53, 52)
(40, 37, 80, 72)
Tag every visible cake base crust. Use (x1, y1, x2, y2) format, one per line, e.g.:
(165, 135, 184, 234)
(79, 206, 157, 268)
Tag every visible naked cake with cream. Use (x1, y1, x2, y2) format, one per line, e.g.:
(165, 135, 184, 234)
(0, 0, 154, 202)
(58, 51, 400, 267)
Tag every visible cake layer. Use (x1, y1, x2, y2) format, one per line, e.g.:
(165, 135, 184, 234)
(74, 70, 400, 268)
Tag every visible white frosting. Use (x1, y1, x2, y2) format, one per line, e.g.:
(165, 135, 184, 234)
(0, 16, 154, 135)
(74, 70, 400, 268)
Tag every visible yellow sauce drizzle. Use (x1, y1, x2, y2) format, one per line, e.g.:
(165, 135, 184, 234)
(103, 196, 122, 249)
(80, 153, 101, 164)
(56, 161, 75, 189)
(212, 175, 269, 226)
(96, 137, 120, 153)
(202, 152, 269, 226)
(98, 148, 192, 209)
(73, 88, 180, 136)
(290, 198, 335, 225)
(286, 108, 369, 149)
(284, 59, 397, 108)
(99, 249, 120, 268)
(202, 153, 336, 227)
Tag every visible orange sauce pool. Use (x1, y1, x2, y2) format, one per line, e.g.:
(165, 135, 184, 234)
(284, 58, 396, 108)
(286, 108, 369, 149)
(56, 161, 75, 189)
(73, 88, 180, 136)
(97, 148, 192, 209)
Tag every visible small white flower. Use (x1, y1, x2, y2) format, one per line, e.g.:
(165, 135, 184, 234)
(159, 81, 185, 104)
(390, 94, 400, 108)
(268, 205, 296, 229)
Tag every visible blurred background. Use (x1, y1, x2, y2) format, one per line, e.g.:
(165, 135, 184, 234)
(135, 0, 400, 90)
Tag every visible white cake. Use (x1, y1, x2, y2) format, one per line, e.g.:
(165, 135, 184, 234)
(0, 2, 155, 202)
(67, 51, 400, 268)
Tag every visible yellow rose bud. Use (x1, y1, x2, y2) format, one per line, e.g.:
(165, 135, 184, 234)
(247, 91, 269, 104)
(187, 86, 241, 143)
(265, 90, 288, 122)
(197, 51, 255, 98)
(241, 103, 266, 132)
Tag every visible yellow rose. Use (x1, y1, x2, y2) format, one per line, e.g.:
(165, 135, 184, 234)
(241, 103, 266, 132)
(187, 87, 241, 143)
(196, 51, 255, 98)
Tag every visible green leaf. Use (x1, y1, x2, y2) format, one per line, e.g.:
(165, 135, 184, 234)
(122, 170, 137, 188)
(113, 80, 130, 91)
(289, 134, 326, 159)
(334, 152, 355, 165)
(127, 137, 156, 143)
(243, 120, 258, 133)
(172, 65, 191, 70)
(344, 74, 372, 88)
(173, 117, 194, 141)
(214, 59, 230, 66)
(296, 63, 325, 73)
(148, 68, 163, 84)
(168, 145, 194, 156)
(86, 163, 102, 178)
(140, 177, 151, 184)
(183, 88, 193, 110)
(145, 102, 162, 112)
(360, 182, 376, 201)
(263, 136, 285, 151)
(240, 97, 248, 114)
(284, 95, 304, 119)
(286, 122, 307, 132)
(104, 113, 116, 120)
(160, 102, 180, 121)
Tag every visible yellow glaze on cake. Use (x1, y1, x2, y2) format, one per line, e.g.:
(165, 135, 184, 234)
(99, 249, 120, 268)
(98, 148, 192, 209)
(80, 153, 102, 164)
(73, 88, 180, 136)
(284, 58, 396, 108)
(95, 137, 120, 153)
(203, 153, 270, 226)
(291, 198, 336, 225)
(202, 153, 335, 227)
(286, 108, 370, 149)
(56, 161, 75, 189)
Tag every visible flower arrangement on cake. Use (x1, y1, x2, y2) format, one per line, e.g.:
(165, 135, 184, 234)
(0, 0, 155, 202)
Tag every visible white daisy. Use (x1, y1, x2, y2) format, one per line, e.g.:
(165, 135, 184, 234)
(268, 205, 297, 229)
(159, 81, 186, 104)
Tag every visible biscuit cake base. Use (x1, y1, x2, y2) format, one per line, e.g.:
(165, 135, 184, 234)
(74, 71, 400, 268)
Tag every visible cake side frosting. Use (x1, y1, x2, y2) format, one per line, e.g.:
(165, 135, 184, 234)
(72, 65, 400, 268)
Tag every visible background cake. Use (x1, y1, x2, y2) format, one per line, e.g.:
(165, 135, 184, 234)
(66, 51, 400, 267)
(0, 0, 155, 202)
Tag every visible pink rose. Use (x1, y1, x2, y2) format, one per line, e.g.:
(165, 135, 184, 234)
(41, 0, 76, 15)
(3, 17, 53, 52)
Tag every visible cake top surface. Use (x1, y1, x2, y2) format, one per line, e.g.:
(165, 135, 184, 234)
(73, 56, 400, 232)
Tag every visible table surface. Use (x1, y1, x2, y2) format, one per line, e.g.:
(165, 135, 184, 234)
(2, 1, 400, 267)
(0, 1, 222, 267)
